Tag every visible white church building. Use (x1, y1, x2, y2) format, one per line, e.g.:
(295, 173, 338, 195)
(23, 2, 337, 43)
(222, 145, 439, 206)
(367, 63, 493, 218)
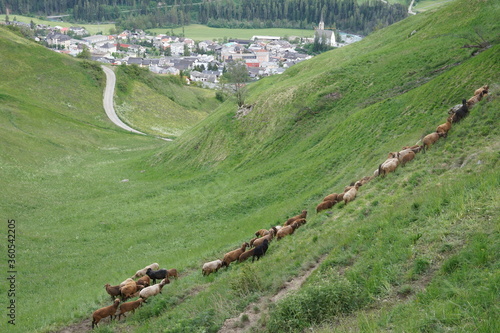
(315, 17, 337, 47)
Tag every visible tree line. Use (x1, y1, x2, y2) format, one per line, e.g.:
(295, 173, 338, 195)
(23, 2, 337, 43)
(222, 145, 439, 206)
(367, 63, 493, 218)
(1, 0, 407, 35)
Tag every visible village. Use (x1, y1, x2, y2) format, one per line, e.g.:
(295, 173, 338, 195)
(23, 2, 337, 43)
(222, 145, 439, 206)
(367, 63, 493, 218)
(7, 19, 362, 86)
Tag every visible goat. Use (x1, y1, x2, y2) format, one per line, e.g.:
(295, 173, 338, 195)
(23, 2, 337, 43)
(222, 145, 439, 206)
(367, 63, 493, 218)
(254, 229, 269, 237)
(92, 299, 120, 329)
(202, 259, 223, 276)
(139, 278, 170, 302)
(116, 298, 143, 320)
(252, 239, 269, 262)
(421, 131, 445, 153)
(436, 116, 453, 137)
(284, 210, 307, 226)
(343, 183, 361, 205)
(378, 154, 400, 176)
(252, 228, 276, 248)
(135, 275, 150, 288)
(238, 248, 256, 263)
(104, 284, 121, 301)
(402, 145, 422, 154)
(276, 221, 300, 240)
(146, 268, 169, 284)
(323, 193, 339, 202)
(450, 99, 469, 123)
(316, 200, 336, 213)
(222, 242, 249, 268)
(398, 150, 416, 166)
(167, 268, 179, 280)
(132, 263, 159, 279)
(467, 90, 486, 108)
(474, 84, 488, 96)
(120, 279, 140, 301)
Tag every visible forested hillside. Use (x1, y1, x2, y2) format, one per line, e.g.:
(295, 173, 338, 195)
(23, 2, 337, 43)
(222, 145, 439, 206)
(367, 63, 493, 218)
(1, 0, 408, 35)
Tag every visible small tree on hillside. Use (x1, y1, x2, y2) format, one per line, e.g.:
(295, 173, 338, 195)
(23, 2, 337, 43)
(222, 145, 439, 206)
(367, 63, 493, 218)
(221, 60, 250, 107)
(76, 45, 91, 59)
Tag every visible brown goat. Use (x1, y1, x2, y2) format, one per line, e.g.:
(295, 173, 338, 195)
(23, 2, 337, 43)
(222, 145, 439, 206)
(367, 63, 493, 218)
(92, 299, 120, 329)
(399, 150, 416, 166)
(104, 284, 121, 300)
(467, 90, 486, 108)
(402, 145, 422, 154)
(323, 193, 339, 202)
(474, 85, 488, 96)
(316, 200, 336, 213)
(421, 132, 445, 153)
(222, 242, 249, 268)
(276, 221, 300, 240)
(238, 248, 256, 263)
(167, 268, 179, 280)
(284, 210, 307, 226)
(357, 176, 372, 186)
(117, 298, 144, 320)
(436, 116, 453, 137)
(294, 218, 307, 227)
(120, 279, 139, 300)
(254, 229, 269, 237)
(136, 275, 150, 288)
(252, 228, 276, 247)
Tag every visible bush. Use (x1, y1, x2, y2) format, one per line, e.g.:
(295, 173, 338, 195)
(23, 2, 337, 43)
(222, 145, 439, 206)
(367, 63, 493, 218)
(267, 277, 360, 332)
(216, 91, 226, 102)
(229, 266, 263, 296)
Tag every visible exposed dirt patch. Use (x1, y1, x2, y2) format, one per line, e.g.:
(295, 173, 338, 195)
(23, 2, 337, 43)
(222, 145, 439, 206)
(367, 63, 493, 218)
(218, 255, 327, 333)
(235, 104, 254, 119)
(54, 318, 93, 333)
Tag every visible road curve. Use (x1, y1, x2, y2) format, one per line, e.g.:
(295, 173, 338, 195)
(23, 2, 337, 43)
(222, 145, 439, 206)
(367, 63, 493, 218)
(101, 65, 146, 135)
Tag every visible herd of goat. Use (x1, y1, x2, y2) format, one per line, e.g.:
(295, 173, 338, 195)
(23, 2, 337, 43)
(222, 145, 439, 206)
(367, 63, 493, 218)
(91, 85, 489, 329)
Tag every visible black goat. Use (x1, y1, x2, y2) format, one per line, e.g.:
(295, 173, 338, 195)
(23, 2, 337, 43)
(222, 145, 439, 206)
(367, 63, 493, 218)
(451, 99, 469, 123)
(146, 268, 168, 284)
(252, 239, 269, 262)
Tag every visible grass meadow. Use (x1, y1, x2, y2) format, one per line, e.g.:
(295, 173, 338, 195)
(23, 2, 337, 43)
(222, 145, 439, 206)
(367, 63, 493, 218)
(1, 0, 499, 332)
(149, 24, 315, 41)
(0, 14, 115, 35)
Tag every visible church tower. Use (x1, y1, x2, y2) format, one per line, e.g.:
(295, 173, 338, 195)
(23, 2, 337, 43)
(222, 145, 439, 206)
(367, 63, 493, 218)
(318, 13, 325, 31)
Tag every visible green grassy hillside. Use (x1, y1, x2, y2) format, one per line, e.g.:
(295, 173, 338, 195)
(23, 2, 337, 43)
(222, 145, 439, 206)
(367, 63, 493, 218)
(0, 0, 499, 332)
(112, 64, 221, 138)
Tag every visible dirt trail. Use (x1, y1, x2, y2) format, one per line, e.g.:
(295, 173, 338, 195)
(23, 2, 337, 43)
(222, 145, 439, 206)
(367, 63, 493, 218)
(218, 255, 326, 333)
(54, 318, 93, 332)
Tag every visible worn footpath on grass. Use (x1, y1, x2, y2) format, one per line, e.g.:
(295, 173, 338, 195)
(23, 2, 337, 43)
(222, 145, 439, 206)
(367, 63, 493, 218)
(218, 255, 327, 333)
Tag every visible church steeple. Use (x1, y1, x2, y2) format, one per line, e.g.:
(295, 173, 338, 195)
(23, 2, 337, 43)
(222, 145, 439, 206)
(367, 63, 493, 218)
(319, 13, 325, 30)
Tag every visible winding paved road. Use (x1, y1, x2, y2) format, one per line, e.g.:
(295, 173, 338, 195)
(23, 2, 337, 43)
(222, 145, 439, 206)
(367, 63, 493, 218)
(101, 65, 146, 135)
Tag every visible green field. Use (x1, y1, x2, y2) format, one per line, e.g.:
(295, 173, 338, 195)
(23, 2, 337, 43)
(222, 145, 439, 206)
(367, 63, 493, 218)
(1, 0, 499, 332)
(150, 24, 315, 41)
(0, 14, 115, 35)
(413, 0, 458, 12)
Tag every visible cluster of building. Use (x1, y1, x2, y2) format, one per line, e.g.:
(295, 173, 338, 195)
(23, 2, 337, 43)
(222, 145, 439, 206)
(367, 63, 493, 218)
(4, 18, 362, 86)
